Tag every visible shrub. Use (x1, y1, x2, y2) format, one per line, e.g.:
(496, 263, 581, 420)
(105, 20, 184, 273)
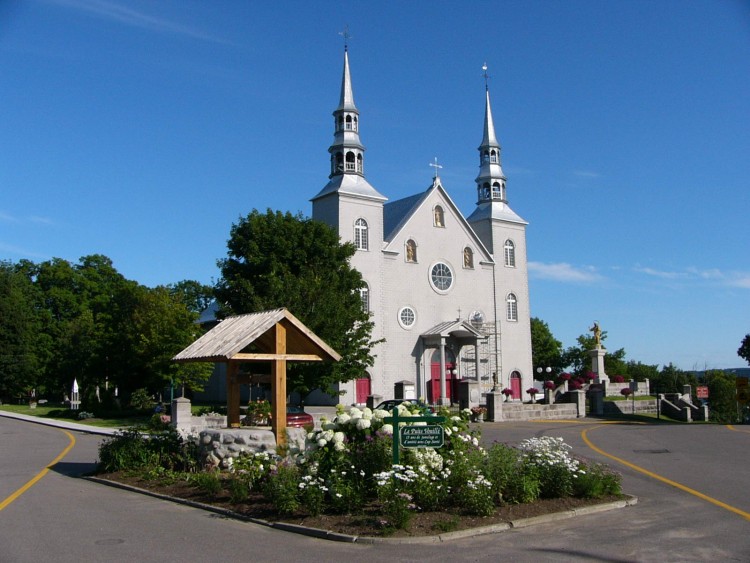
(573, 463, 622, 498)
(262, 461, 300, 515)
(298, 475, 327, 516)
(129, 388, 154, 410)
(503, 463, 540, 504)
(462, 471, 495, 516)
(517, 436, 584, 499)
(485, 443, 522, 502)
(374, 465, 419, 529)
(97, 428, 198, 473)
(189, 471, 222, 495)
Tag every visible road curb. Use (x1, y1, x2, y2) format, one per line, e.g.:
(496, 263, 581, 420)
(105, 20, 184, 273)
(83, 475, 637, 543)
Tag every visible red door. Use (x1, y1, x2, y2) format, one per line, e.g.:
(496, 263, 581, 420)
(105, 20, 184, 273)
(429, 363, 455, 404)
(355, 377, 371, 404)
(510, 371, 522, 400)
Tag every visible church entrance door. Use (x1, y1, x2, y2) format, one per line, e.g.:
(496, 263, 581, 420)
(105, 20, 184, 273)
(510, 371, 522, 400)
(355, 376, 371, 405)
(429, 362, 455, 404)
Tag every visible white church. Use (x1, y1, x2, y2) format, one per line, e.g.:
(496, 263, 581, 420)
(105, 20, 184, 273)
(311, 47, 534, 406)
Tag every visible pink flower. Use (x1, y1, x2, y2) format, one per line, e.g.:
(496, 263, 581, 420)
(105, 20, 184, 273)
(543, 380, 555, 390)
(620, 388, 632, 397)
(501, 388, 513, 396)
(526, 387, 539, 395)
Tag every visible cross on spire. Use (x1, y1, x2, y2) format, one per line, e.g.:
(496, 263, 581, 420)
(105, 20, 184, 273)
(482, 62, 490, 91)
(339, 25, 351, 51)
(429, 157, 443, 179)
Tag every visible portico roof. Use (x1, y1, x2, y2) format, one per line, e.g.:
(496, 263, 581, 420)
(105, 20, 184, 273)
(421, 319, 486, 346)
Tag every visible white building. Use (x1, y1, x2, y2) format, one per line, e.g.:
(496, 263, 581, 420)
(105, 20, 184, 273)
(311, 48, 533, 406)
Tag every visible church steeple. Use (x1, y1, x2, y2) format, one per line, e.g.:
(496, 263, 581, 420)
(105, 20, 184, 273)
(475, 64, 507, 204)
(329, 47, 365, 179)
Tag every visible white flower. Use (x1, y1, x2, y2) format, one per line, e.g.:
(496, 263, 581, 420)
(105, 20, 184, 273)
(333, 431, 345, 443)
(317, 438, 327, 448)
(381, 424, 394, 435)
(356, 417, 371, 430)
(333, 441, 346, 451)
(336, 413, 351, 425)
(349, 407, 363, 419)
(362, 407, 373, 419)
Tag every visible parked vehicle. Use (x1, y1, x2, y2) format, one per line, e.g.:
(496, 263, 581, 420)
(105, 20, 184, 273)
(374, 399, 433, 414)
(285, 405, 314, 429)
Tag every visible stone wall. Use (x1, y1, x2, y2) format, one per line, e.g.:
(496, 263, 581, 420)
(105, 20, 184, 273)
(198, 427, 307, 470)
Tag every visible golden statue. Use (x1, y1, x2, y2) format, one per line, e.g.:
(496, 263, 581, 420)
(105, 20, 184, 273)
(590, 322, 602, 348)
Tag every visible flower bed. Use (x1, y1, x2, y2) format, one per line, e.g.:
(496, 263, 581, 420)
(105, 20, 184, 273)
(96, 404, 623, 534)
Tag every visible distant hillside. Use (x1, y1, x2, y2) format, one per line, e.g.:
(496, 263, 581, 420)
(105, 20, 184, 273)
(690, 368, 750, 379)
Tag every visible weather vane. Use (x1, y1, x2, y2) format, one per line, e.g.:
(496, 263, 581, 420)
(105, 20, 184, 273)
(482, 62, 490, 90)
(339, 25, 351, 51)
(429, 157, 443, 179)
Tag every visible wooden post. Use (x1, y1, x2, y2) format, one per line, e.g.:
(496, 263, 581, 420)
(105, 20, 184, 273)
(271, 322, 287, 446)
(227, 361, 241, 428)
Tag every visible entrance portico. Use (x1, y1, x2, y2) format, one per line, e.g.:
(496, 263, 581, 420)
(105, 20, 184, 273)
(421, 320, 486, 405)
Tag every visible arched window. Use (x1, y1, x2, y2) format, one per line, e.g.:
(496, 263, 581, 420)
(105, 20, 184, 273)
(463, 247, 474, 269)
(345, 151, 356, 171)
(506, 293, 518, 321)
(492, 182, 502, 199)
(336, 116, 343, 131)
(482, 150, 490, 163)
(345, 115, 353, 130)
(335, 152, 344, 172)
(504, 240, 516, 267)
(405, 239, 417, 262)
(490, 149, 498, 163)
(433, 205, 445, 227)
(354, 218, 368, 251)
(357, 153, 363, 173)
(353, 116, 358, 131)
(359, 283, 369, 313)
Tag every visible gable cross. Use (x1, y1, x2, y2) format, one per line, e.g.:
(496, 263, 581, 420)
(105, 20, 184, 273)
(429, 157, 442, 179)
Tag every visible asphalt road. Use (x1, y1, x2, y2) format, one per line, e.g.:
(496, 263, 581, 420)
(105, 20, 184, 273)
(2, 415, 749, 562)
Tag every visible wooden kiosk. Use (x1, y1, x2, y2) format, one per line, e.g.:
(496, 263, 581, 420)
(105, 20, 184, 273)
(173, 308, 340, 445)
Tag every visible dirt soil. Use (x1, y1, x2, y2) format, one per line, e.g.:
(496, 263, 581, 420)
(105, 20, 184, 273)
(97, 471, 623, 538)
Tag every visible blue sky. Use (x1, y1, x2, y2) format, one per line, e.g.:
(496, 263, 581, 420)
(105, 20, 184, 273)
(2, 0, 749, 371)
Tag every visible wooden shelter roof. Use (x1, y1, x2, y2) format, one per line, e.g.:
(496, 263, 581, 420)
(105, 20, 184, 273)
(172, 308, 341, 363)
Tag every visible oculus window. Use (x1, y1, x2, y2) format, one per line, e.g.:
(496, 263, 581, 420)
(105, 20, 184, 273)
(430, 262, 453, 293)
(398, 306, 416, 329)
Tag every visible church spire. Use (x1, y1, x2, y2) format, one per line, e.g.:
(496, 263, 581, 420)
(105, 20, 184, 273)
(475, 63, 507, 204)
(328, 44, 365, 179)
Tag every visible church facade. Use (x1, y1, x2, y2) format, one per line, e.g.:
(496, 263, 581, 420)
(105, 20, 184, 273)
(311, 48, 534, 406)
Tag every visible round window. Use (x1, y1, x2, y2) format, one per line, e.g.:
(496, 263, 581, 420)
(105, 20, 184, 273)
(398, 306, 416, 329)
(430, 262, 453, 292)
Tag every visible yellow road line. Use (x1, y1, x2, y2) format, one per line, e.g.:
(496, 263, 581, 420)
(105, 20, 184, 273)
(726, 425, 750, 434)
(582, 425, 750, 521)
(0, 429, 76, 511)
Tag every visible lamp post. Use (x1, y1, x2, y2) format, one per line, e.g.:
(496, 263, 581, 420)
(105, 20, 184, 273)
(536, 366, 552, 379)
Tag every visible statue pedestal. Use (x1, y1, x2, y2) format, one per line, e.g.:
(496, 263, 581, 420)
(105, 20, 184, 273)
(486, 392, 503, 422)
(588, 347, 609, 385)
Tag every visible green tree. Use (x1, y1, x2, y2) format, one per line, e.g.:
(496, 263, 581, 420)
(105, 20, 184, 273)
(167, 280, 214, 314)
(530, 318, 564, 379)
(652, 363, 698, 394)
(130, 285, 212, 394)
(624, 360, 660, 382)
(215, 209, 378, 397)
(0, 262, 42, 400)
(703, 369, 739, 424)
(738, 334, 750, 366)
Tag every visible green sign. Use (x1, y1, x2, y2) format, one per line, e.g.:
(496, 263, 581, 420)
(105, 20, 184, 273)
(400, 424, 444, 448)
(384, 410, 446, 465)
